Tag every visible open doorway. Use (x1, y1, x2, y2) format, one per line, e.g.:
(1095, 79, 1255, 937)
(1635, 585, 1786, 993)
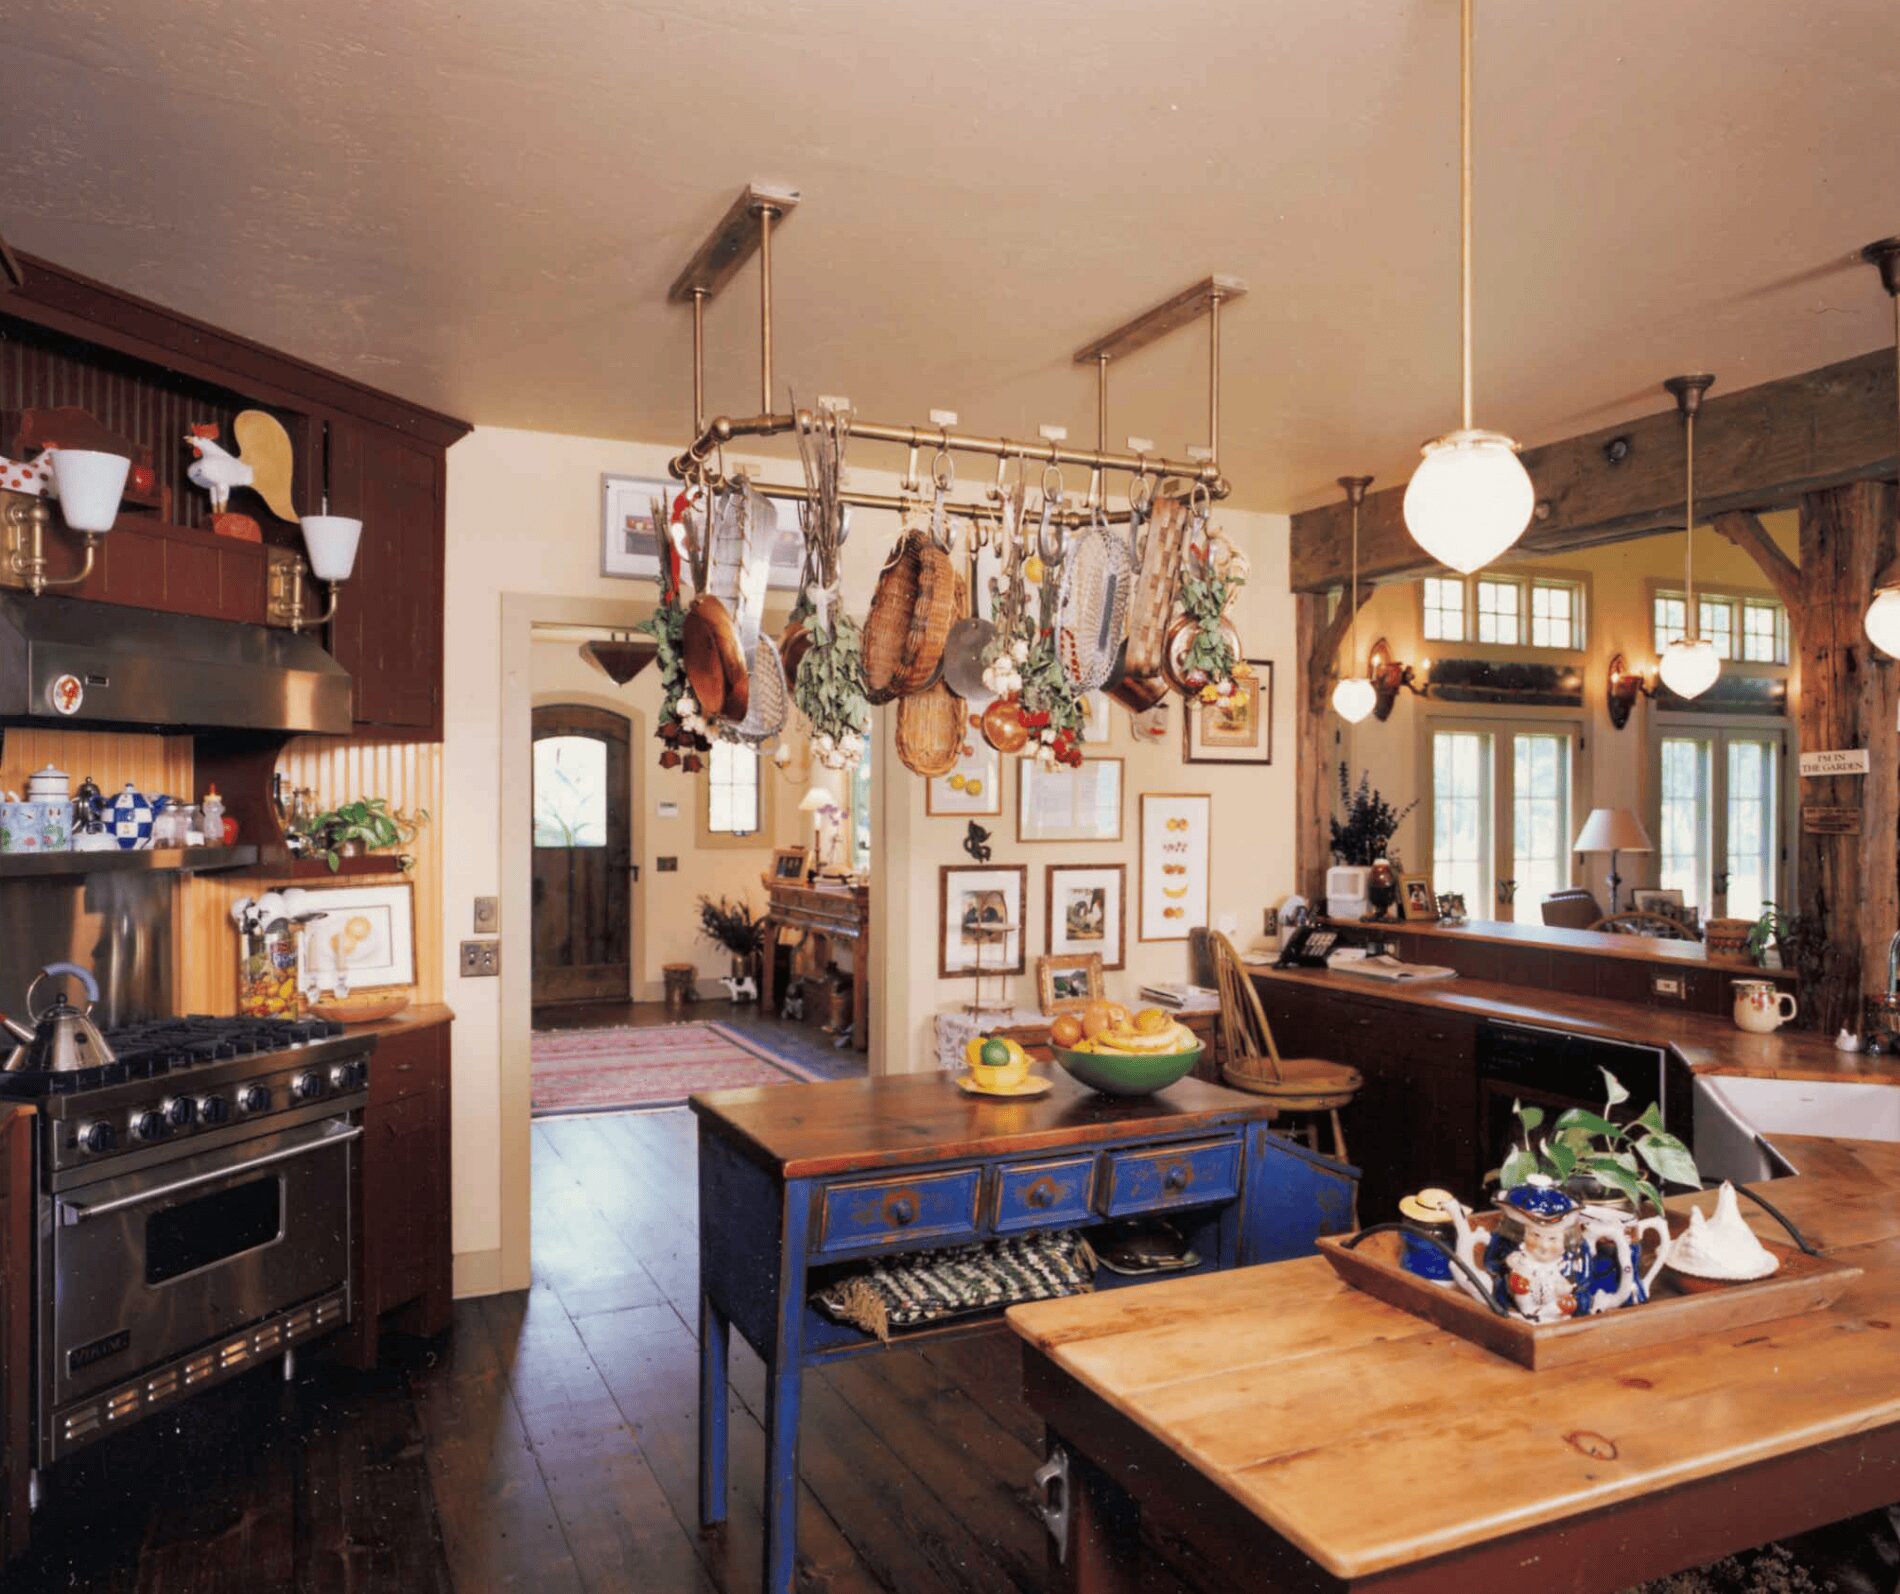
(531, 703, 634, 1006)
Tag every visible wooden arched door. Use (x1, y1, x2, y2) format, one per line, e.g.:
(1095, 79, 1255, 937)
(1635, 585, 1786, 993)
(531, 704, 633, 1005)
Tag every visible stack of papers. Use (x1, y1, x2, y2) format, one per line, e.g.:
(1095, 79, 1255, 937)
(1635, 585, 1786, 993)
(1324, 954, 1458, 983)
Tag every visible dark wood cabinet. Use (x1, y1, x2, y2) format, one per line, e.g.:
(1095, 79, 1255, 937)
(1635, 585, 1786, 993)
(1, 1105, 31, 1564)
(342, 1017, 453, 1369)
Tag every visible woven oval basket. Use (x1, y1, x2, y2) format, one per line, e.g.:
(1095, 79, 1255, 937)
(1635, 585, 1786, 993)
(1123, 494, 1189, 679)
(897, 676, 968, 777)
(862, 529, 958, 704)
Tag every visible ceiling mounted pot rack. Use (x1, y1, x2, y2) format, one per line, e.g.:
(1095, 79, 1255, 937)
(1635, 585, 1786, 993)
(663, 185, 1245, 528)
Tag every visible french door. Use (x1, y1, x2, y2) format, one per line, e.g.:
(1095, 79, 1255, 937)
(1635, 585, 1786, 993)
(1428, 720, 1581, 923)
(531, 703, 633, 1004)
(1654, 725, 1783, 919)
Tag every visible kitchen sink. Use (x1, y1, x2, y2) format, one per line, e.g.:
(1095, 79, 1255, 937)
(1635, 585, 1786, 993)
(1693, 1073, 1900, 1184)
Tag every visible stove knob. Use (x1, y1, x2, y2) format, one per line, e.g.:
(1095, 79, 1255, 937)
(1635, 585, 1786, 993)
(330, 1061, 366, 1091)
(162, 1096, 195, 1130)
(238, 1085, 272, 1115)
(196, 1095, 232, 1127)
(77, 1121, 117, 1155)
(130, 1110, 167, 1143)
(292, 1070, 325, 1102)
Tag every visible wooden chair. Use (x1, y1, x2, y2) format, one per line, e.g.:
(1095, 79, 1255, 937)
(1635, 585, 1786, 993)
(1207, 932, 1363, 1174)
(1540, 888, 1603, 930)
(1589, 911, 1700, 941)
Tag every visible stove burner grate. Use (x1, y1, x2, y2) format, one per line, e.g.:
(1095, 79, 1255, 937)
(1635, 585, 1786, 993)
(0, 1015, 344, 1098)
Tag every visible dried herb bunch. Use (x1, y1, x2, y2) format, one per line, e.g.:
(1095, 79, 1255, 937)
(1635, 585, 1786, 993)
(1330, 764, 1417, 867)
(635, 492, 711, 773)
(795, 615, 870, 771)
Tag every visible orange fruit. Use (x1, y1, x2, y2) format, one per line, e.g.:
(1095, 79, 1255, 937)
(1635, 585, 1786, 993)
(1134, 1007, 1170, 1035)
(1081, 1001, 1117, 1040)
(1050, 1014, 1083, 1047)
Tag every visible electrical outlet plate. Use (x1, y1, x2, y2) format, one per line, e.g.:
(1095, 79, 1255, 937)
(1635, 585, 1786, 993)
(461, 939, 501, 978)
(1652, 974, 1684, 1001)
(473, 896, 499, 934)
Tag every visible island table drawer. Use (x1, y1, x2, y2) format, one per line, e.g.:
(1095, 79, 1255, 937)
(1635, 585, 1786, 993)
(1099, 1137, 1243, 1218)
(993, 1156, 1096, 1233)
(815, 1168, 983, 1255)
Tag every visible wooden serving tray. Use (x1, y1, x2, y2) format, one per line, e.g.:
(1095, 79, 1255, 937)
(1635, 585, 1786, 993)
(1318, 1214, 1861, 1371)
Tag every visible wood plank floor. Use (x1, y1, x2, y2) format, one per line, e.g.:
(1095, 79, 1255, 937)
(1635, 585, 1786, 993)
(7, 1109, 1066, 1593)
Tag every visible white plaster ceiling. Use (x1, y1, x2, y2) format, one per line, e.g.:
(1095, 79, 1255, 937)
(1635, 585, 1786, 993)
(3, 1, 1897, 511)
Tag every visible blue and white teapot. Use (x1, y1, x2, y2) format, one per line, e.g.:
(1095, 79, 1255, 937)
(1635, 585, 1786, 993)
(105, 783, 157, 851)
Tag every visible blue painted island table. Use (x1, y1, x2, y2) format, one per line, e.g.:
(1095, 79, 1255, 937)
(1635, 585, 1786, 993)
(690, 1070, 1357, 1594)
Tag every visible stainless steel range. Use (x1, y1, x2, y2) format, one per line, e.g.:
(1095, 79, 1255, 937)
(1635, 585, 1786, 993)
(0, 1014, 373, 1466)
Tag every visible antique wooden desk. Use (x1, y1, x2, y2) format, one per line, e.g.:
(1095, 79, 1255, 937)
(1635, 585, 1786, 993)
(758, 879, 870, 1051)
(691, 1072, 1357, 1594)
(1008, 1136, 1900, 1593)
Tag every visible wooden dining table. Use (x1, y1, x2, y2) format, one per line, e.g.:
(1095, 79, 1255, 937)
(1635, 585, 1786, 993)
(1008, 1135, 1900, 1592)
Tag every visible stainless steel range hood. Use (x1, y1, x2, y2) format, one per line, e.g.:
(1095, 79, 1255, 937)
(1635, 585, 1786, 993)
(0, 593, 353, 734)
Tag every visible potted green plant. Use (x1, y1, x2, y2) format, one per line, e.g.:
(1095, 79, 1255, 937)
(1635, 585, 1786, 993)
(1491, 1067, 1701, 1213)
(290, 798, 427, 873)
(1329, 764, 1418, 868)
(697, 895, 765, 986)
(1744, 901, 1810, 970)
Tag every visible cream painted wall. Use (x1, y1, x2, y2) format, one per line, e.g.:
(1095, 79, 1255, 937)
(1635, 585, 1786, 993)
(1332, 513, 1798, 908)
(444, 424, 1299, 1287)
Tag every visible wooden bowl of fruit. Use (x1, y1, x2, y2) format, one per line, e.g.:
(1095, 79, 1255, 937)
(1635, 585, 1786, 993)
(1050, 1003, 1203, 1097)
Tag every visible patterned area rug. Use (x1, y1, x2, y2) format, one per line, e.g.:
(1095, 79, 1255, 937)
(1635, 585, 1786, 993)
(530, 1020, 824, 1115)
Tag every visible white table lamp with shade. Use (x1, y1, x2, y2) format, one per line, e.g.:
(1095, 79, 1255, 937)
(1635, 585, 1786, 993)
(1572, 807, 1655, 915)
(798, 785, 846, 882)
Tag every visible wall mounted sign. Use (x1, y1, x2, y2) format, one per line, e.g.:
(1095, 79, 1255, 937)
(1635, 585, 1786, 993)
(1798, 749, 1870, 777)
(1801, 805, 1862, 835)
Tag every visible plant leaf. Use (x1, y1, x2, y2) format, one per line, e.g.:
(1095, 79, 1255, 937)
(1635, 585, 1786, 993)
(1541, 1136, 1578, 1180)
(1553, 1108, 1620, 1140)
(1514, 1102, 1545, 1135)
(1635, 1102, 1666, 1134)
(1499, 1146, 1539, 1190)
(1580, 1156, 1648, 1208)
(1635, 1132, 1702, 1189)
(1599, 1068, 1631, 1109)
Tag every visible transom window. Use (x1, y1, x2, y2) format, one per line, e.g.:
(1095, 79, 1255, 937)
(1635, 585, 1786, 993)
(1653, 590, 1788, 665)
(1417, 574, 1584, 651)
(706, 742, 762, 837)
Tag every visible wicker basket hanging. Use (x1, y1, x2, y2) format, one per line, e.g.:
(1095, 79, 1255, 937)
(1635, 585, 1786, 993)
(1123, 493, 1190, 679)
(861, 523, 959, 704)
(896, 568, 969, 776)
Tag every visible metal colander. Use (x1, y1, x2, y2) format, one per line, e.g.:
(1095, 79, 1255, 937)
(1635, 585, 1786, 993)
(1055, 514, 1133, 691)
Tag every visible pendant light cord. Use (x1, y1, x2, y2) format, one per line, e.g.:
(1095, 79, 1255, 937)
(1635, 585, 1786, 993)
(1460, 0, 1474, 433)
(1348, 495, 1360, 665)
(1684, 406, 1696, 636)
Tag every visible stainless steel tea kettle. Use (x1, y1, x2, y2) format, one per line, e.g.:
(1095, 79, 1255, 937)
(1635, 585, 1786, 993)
(1, 962, 117, 1074)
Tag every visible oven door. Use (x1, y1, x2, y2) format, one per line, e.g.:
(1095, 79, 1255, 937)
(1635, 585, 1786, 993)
(48, 1117, 358, 1413)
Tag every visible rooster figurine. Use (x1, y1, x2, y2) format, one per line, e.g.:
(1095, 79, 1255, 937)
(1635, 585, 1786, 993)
(185, 411, 298, 521)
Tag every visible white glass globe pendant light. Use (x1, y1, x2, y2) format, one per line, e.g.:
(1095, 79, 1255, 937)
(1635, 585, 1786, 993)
(1402, 0, 1535, 575)
(1861, 237, 1900, 657)
(1656, 374, 1720, 700)
(1331, 475, 1378, 723)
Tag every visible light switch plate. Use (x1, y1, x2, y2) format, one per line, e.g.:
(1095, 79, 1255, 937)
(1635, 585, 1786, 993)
(473, 896, 499, 934)
(657, 856, 679, 873)
(461, 940, 501, 978)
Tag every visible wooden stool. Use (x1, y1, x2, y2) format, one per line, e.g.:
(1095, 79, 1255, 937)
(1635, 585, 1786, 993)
(1207, 932, 1364, 1218)
(663, 962, 699, 1013)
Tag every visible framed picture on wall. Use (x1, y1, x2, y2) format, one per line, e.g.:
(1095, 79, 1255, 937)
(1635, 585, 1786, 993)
(1017, 757, 1123, 843)
(1045, 863, 1127, 970)
(1183, 659, 1273, 764)
(299, 882, 417, 990)
(926, 738, 1002, 817)
(938, 864, 1027, 977)
(601, 474, 806, 588)
(1139, 793, 1210, 942)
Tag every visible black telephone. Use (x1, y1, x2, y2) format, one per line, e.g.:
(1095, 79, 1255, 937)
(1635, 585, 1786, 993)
(1277, 926, 1340, 968)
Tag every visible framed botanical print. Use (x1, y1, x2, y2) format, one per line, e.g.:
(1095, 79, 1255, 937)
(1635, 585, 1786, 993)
(1183, 659, 1273, 764)
(1139, 793, 1211, 942)
(1045, 862, 1127, 970)
(298, 882, 417, 989)
(1017, 757, 1123, 844)
(926, 737, 1002, 817)
(938, 864, 1027, 977)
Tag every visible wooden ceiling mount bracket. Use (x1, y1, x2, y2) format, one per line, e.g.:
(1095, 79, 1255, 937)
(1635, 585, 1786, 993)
(666, 183, 802, 305)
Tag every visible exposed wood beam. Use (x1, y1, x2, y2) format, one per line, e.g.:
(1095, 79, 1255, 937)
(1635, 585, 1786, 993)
(1289, 346, 1899, 592)
(1710, 509, 1803, 616)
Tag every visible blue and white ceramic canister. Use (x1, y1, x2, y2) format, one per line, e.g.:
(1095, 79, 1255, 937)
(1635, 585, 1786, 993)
(107, 784, 156, 851)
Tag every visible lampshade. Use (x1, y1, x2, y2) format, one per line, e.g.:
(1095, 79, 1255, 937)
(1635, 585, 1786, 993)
(798, 786, 837, 814)
(1403, 430, 1536, 575)
(1867, 585, 1900, 658)
(301, 514, 364, 582)
(49, 449, 130, 533)
(1331, 676, 1377, 724)
(1658, 636, 1721, 700)
(1573, 808, 1654, 855)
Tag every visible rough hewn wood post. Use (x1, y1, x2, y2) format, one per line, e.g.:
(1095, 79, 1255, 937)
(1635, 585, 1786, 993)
(1794, 480, 1900, 1034)
(1294, 590, 1353, 905)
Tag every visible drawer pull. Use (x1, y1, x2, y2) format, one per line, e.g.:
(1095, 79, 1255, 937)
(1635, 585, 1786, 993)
(1163, 1167, 1189, 1193)
(1026, 1180, 1055, 1209)
(887, 1197, 917, 1226)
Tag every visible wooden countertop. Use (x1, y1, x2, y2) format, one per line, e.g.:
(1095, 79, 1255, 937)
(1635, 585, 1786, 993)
(1009, 1134, 1900, 1581)
(1247, 961, 1900, 1086)
(687, 1070, 1271, 1179)
(1329, 913, 1785, 971)
(340, 1001, 455, 1042)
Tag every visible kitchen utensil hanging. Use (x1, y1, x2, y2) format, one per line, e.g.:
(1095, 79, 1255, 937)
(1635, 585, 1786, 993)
(680, 480, 749, 719)
(710, 475, 789, 744)
(861, 465, 959, 704)
(897, 567, 970, 776)
(1123, 492, 1190, 678)
(942, 479, 1017, 708)
(1056, 500, 1132, 691)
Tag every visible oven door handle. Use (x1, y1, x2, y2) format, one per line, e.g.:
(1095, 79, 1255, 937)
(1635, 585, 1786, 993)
(58, 1124, 363, 1225)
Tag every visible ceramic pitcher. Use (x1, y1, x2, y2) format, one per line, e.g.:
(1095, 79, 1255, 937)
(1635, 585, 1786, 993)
(1733, 979, 1797, 1034)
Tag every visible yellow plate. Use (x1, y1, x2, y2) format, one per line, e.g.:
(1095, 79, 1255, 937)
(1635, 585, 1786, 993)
(954, 1071, 1054, 1098)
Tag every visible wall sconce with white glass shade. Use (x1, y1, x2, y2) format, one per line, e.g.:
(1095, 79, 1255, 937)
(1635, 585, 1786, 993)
(1401, 0, 1534, 574)
(1656, 374, 1720, 700)
(3, 448, 129, 596)
(281, 422, 362, 632)
(1330, 474, 1378, 724)
(1860, 236, 1900, 657)
(1572, 806, 1654, 915)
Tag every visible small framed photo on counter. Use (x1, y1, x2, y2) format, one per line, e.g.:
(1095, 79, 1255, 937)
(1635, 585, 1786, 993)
(1399, 872, 1438, 921)
(1036, 952, 1104, 1015)
(765, 846, 807, 886)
